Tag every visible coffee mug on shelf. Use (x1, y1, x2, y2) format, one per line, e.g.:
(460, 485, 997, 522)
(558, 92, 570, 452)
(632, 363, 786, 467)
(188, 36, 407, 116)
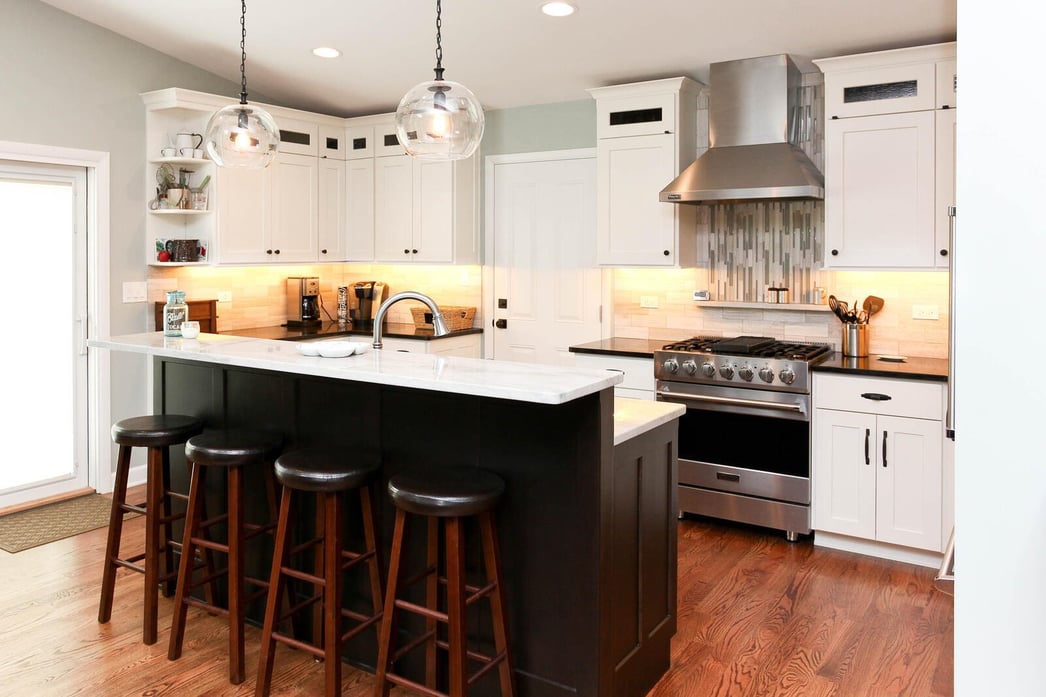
(165, 187, 185, 208)
(179, 147, 195, 158)
(174, 132, 203, 152)
(160, 146, 177, 158)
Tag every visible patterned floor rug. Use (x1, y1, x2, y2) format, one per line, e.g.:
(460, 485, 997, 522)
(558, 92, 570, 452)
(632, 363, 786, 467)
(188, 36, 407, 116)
(0, 494, 131, 553)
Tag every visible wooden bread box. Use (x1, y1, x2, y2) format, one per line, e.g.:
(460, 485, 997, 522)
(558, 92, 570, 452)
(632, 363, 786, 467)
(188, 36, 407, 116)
(153, 299, 219, 333)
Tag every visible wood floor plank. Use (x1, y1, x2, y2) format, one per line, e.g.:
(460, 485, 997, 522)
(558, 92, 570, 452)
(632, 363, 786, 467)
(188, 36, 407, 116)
(0, 509, 952, 696)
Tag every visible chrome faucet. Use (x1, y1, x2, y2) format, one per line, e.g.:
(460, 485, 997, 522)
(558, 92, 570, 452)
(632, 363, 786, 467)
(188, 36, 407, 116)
(372, 291, 450, 349)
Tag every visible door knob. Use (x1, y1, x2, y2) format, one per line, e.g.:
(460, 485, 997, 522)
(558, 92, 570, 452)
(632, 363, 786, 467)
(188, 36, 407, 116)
(494, 319, 508, 329)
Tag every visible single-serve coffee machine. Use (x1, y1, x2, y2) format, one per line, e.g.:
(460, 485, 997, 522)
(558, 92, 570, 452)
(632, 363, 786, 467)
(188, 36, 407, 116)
(350, 281, 388, 328)
(286, 276, 321, 327)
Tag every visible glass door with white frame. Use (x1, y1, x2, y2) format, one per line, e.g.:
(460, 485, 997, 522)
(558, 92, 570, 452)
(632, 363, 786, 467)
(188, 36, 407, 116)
(0, 161, 89, 509)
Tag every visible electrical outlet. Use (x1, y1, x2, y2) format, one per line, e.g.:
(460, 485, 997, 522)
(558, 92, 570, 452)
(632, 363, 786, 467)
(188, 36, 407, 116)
(639, 295, 659, 309)
(217, 291, 233, 303)
(122, 281, 147, 303)
(912, 304, 940, 320)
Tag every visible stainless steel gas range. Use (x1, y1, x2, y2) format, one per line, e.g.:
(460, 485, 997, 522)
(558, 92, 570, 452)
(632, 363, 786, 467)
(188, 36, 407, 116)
(654, 335, 832, 541)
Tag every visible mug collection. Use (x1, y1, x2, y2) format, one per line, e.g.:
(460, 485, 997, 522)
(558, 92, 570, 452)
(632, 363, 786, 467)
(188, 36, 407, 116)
(161, 132, 205, 159)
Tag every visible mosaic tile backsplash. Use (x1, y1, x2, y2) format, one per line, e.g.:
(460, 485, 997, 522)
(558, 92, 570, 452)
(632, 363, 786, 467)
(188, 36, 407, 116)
(705, 200, 825, 303)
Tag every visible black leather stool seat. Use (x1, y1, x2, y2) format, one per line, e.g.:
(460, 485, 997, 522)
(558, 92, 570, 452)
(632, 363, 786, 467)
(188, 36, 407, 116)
(274, 448, 380, 492)
(388, 466, 505, 518)
(111, 414, 204, 448)
(185, 428, 283, 468)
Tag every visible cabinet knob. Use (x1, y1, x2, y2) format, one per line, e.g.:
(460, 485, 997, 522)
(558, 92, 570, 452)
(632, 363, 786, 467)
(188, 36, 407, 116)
(321, 248, 328, 255)
(266, 249, 273, 255)
(274, 249, 280, 255)
(939, 249, 948, 257)
(831, 249, 839, 256)
(404, 249, 410, 255)
(412, 249, 418, 255)
(663, 250, 670, 256)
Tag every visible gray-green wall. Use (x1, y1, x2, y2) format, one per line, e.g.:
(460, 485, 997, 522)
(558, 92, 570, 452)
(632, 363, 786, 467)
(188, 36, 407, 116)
(481, 100, 595, 156)
(0, 0, 260, 424)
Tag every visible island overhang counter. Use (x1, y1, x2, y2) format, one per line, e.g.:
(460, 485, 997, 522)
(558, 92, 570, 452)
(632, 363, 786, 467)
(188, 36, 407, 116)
(90, 332, 682, 697)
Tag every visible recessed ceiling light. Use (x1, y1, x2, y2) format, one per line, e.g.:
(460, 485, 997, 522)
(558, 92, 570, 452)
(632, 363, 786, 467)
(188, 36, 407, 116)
(541, 2, 576, 17)
(312, 47, 341, 59)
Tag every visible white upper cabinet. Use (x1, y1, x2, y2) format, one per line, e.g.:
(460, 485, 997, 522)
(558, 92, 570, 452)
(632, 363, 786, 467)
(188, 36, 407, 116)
(269, 152, 319, 262)
(317, 157, 347, 261)
(318, 125, 347, 160)
(815, 42, 956, 270)
(276, 116, 319, 156)
(588, 77, 702, 267)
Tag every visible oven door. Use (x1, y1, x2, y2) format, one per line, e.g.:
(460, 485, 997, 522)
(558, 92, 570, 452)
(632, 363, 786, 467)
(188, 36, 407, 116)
(656, 381, 811, 504)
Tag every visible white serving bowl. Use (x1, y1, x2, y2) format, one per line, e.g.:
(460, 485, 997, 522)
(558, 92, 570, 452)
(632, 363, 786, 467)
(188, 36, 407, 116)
(349, 341, 371, 355)
(317, 340, 355, 358)
(296, 343, 321, 356)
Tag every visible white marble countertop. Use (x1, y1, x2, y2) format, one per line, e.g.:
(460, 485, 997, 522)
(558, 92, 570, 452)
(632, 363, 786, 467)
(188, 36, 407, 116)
(613, 397, 685, 446)
(89, 332, 622, 405)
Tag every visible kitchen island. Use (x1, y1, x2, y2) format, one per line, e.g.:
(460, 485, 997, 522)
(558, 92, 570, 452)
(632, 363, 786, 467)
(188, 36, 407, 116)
(89, 332, 683, 697)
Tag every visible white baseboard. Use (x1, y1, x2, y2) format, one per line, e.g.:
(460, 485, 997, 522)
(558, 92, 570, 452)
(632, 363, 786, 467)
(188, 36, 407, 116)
(813, 531, 943, 568)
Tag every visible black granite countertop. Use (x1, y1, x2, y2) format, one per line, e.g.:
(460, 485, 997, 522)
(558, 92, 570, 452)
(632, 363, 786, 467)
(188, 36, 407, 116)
(568, 338, 664, 359)
(226, 321, 483, 342)
(813, 353, 948, 382)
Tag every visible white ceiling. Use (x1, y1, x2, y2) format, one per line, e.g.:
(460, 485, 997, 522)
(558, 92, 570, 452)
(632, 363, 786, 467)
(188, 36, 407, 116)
(39, 0, 956, 118)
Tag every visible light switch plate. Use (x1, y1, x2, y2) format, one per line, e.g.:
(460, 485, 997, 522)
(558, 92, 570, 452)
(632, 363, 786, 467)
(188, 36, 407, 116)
(122, 281, 147, 303)
(912, 304, 940, 320)
(217, 291, 233, 303)
(639, 295, 659, 309)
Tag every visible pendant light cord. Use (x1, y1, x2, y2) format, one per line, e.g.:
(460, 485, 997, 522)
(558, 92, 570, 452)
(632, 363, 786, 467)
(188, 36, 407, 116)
(239, 0, 249, 105)
(433, 0, 445, 81)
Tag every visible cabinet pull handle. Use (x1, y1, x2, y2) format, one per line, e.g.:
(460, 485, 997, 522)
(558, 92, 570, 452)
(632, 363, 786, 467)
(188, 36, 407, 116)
(882, 430, 888, 467)
(865, 428, 870, 465)
(860, 392, 892, 401)
(716, 472, 740, 482)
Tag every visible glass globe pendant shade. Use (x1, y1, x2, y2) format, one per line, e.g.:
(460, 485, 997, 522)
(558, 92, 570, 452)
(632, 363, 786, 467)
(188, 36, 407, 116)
(203, 103, 280, 169)
(395, 78, 484, 160)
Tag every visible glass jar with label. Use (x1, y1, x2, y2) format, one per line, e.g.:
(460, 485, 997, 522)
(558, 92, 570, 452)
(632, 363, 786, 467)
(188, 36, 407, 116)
(163, 290, 188, 337)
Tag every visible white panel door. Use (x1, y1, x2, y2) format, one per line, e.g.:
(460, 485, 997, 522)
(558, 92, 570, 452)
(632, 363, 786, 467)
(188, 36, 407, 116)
(812, 408, 877, 539)
(216, 166, 271, 263)
(0, 161, 89, 508)
(491, 156, 601, 365)
(824, 111, 935, 268)
(374, 154, 414, 261)
(344, 157, 375, 261)
(875, 415, 943, 550)
(317, 158, 346, 261)
(270, 153, 318, 262)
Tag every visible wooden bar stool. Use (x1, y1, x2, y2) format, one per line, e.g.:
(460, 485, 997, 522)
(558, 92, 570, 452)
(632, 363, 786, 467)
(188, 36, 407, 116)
(374, 467, 514, 697)
(98, 413, 204, 645)
(167, 428, 282, 685)
(255, 448, 385, 697)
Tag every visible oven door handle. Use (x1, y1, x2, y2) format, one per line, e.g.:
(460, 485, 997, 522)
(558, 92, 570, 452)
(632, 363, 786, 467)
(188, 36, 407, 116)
(658, 390, 805, 414)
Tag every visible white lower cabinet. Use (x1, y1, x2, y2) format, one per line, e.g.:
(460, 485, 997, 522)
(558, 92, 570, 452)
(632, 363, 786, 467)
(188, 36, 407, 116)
(812, 373, 945, 557)
(574, 353, 655, 400)
(379, 334, 481, 358)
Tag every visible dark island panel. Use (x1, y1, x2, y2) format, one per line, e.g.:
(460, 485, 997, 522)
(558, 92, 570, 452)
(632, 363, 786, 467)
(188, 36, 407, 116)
(153, 356, 677, 697)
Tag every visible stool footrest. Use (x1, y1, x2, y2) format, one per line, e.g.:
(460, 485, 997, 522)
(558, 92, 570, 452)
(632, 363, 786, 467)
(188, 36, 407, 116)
(271, 630, 325, 659)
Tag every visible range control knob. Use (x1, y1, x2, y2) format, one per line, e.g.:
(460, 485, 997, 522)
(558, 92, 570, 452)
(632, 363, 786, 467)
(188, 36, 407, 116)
(759, 366, 775, 383)
(738, 365, 754, 381)
(682, 359, 698, 376)
(719, 363, 735, 380)
(779, 367, 796, 385)
(662, 358, 679, 374)
(700, 362, 716, 378)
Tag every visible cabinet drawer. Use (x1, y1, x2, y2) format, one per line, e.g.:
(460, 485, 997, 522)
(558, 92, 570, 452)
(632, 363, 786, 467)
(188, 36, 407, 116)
(318, 125, 346, 160)
(595, 92, 677, 139)
(277, 117, 319, 156)
(345, 126, 375, 160)
(575, 353, 655, 392)
(813, 373, 943, 420)
(824, 62, 936, 118)
(374, 123, 406, 157)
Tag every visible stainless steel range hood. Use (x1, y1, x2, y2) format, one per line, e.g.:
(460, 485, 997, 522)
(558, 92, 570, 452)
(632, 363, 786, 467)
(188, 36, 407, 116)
(660, 54, 824, 204)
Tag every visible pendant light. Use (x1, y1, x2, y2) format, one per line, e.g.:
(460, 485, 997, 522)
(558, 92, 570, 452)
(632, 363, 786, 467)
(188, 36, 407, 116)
(203, 0, 279, 169)
(395, 0, 484, 160)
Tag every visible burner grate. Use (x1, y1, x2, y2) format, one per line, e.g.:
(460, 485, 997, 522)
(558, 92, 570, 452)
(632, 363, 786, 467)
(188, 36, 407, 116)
(660, 336, 831, 362)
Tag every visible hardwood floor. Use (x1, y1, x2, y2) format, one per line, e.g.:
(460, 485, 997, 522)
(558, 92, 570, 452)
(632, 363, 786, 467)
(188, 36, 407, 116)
(0, 505, 952, 696)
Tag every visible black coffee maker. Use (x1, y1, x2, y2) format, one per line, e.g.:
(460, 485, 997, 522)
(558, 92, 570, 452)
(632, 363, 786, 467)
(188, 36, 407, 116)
(350, 281, 388, 328)
(286, 277, 321, 327)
